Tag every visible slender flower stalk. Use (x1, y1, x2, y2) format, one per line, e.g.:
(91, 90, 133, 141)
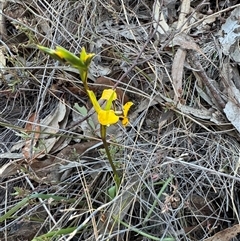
(100, 125, 120, 189)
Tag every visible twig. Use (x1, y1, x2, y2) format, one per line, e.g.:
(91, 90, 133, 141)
(188, 50, 225, 109)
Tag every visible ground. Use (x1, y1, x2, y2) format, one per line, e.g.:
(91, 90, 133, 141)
(1, 0, 240, 241)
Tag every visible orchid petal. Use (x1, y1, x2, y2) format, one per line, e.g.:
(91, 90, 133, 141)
(98, 110, 119, 126)
(123, 102, 133, 117)
(80, 47, 95, 66)
(87, 90, 101, 113)
(101, 89, 117, 101)
(121, 101, 133, 126)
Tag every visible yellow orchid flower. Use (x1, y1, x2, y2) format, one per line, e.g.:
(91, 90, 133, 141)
(87, 90, 119, 126)
(87, 89, 133, 127)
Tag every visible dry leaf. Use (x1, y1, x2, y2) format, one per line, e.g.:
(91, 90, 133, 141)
(0, 47, 6, 76)
(36, 101, 68, 157)
(29, 140, 100, 183)
(218, 6, 240, 63)
(224, 86, 240, 134)
(40, 101, 67, 138)
(0, 160, 22, 179)
(184, 194, 217, 234)
(50, 102, 71, 153)
(0, 1, 7, 42)
(224, 101, 240, 133)
(176, 0, 190, 30)
(171, 0, 191, 101)
(158, 110, 174, 135)
(11, 101, 69, 159)
(204, 224, 240, 241)
(177, 103, 215, 120)
(22, 113, 40, 159)
(172, 48, 186, 101)
(11, 139, 26, 152)
(171, 33, 200, 51)
(29, 157, 62, 183)
(153, 0, 169, 35)
(37, 137, 58, 158)
(0, 152, 23, 159)
(0, 140, 100, 182)
(189, 11, 217, 35)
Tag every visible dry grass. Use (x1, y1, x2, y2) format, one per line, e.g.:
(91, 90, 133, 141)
(1, 1, 240, 241)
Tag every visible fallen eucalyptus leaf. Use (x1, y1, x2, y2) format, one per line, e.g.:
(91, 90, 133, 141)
(224, 86, 240, 134)
(153, 0, 169, 35)
(204, 224, 240, 241)
(40, 101, 66, 138)
(218, 6, 240, 63)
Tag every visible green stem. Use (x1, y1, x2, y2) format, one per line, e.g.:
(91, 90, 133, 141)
(80, 69, 89, 91)
(80, 69, 120, 190)
(100, 125, 120, 190)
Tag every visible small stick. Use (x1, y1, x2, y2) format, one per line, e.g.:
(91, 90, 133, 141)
(188, 50, 226, 109)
